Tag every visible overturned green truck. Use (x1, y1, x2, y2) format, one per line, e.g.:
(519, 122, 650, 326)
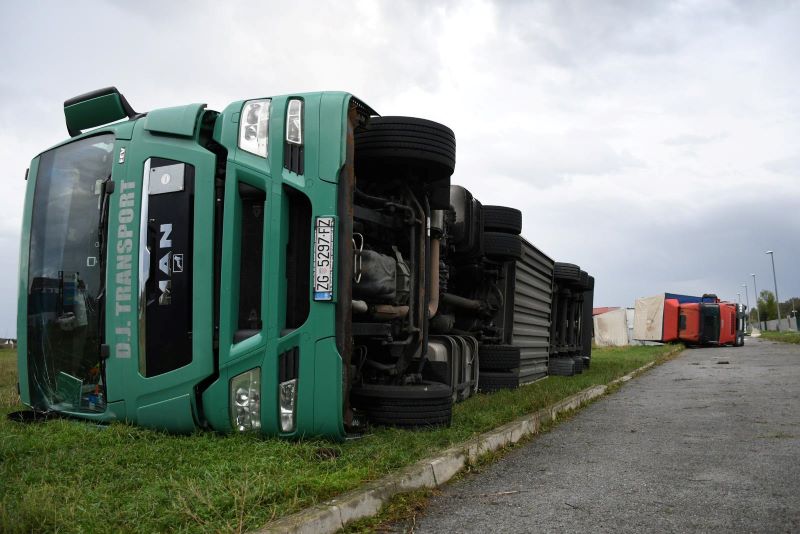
(17, 87, 574, 439)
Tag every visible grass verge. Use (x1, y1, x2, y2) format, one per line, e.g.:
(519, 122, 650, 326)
(759, 330, 800, 344)
(0, 344, 680, 533)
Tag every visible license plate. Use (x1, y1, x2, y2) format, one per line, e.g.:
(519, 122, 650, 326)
(313, 217, 335, 301)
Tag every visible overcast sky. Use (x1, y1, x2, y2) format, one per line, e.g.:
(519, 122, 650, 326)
(1, 0, 798, 336)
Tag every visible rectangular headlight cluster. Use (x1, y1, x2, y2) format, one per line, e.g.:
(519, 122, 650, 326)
(278, 348, 300, 433)
(230, 368, 261, 432)
(239, 99, 270, 157)
(285, 99, 303, 145)
(279, 378, 297, 433)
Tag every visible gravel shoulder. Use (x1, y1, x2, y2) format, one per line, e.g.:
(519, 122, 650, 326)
(395, 338, 800, 533)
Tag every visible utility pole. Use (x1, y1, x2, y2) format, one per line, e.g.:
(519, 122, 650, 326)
(742, 283, 750, 332)
(751, 273, 761, 330)
(766, 251, 782, 331)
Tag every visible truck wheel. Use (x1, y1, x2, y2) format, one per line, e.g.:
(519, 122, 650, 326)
(483, 205, 522, 234)
(479, 345, 521, 371)
(548, 357, 575, 376)
(553, 262, 581, 283)
(478, 370, 519, 392)
(584, 275, 595, 291)
(483, 232, 522, 261)
(350, 381, 453, 428)
(355, 116, 456, 183)
(578, 271, 589, 290)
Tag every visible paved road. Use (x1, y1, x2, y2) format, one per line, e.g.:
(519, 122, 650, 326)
(392, 338, 800, 533)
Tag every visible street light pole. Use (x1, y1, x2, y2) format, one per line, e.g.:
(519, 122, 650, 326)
(737, 292, 741, 304)
(742, 284, 751, 333)
(766, 251, 782, 331)
(751, 273, 761, 329)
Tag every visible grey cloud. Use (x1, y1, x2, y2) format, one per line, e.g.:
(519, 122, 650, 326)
(492, 0, 790, 81)
(765, 154, 800, 176)
(553, 194, 800, 308)
(468, 131, 645, 188)
(664, 133, 727, 146)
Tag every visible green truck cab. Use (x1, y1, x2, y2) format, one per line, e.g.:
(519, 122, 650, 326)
(18, 87, 546, 439)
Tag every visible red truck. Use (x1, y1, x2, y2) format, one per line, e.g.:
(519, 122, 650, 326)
(634, 294, 745, 347)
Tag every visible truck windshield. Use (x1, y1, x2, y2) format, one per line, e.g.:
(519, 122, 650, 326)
(26, 134, 114, 413)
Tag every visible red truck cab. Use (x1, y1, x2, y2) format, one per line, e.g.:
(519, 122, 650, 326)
(678, 303, 720, 345)
(678, 303, 701, 343)
(679, 302, 740, 346)
(718, 303, 737, 346)
(662, 298, 680, 342)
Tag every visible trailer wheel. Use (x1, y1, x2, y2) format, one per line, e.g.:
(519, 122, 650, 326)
(478, 370, 520, 392)
(350, 381, 453, 428)
(578, 271, 589, 290)
(483, 232, 523, 261)
(584, 275, 595, 291)
(355, 116, 456, 183)
(548, 357, 575, 376)
(479, 345, 521, 371)
(553, 262, 581, 283)
(483, 205, 522, 234)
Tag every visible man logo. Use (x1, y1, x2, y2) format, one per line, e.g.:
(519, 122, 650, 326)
(158, 223, 174, 305)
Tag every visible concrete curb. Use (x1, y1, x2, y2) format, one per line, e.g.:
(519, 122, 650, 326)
(253, 353, 677, 534)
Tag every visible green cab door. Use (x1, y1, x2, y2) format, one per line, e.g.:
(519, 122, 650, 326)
(105, 113, 217, 433)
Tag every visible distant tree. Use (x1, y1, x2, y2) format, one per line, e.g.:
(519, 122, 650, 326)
(780, 297, 798, 319)
(759, 290, 778, 321)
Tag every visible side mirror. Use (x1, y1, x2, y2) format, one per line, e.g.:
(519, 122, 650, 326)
(64, 86, 137, 137)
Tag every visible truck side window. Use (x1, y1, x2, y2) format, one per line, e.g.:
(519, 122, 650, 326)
(236, 183, 266, 341)
(284, 186, 311, 329)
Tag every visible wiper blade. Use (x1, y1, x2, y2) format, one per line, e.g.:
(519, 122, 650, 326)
(96, 175, 114, 265)
(96, 175, 114, 362)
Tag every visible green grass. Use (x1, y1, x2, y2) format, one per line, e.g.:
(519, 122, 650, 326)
(0, 344, 681, 533)
(759, 330, 800, 344)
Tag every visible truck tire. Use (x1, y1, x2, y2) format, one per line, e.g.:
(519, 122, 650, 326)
(355, 116, 456, 182)
(350, 381, 453, 428)
(553, 262, 581, 283)
(483, 205, 522, 234)
(478, 370, 519, 392)
(548, 357, 574, 376)
(578, 271, 589, 290)
(483, 232, 522, 261)
(479, 345, 521, 371)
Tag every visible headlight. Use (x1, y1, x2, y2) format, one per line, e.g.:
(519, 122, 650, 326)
(279, 378, 297, 433)
(239, 99, 270, 157)
(230, 368, 261, 432)
(285, 99, 303, 145)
